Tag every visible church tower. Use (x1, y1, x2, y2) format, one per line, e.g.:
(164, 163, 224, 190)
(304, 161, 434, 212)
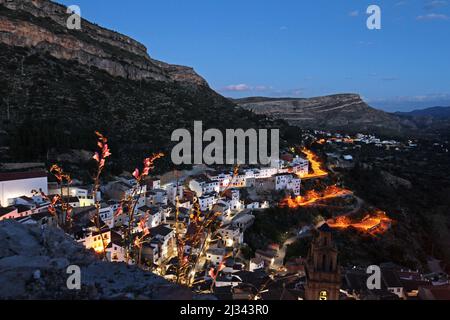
(305, 223, 341, 300)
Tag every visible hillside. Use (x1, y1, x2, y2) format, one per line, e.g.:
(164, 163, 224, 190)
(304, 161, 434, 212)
(0, 0, 282, 175)
(235, 94, 417, 136)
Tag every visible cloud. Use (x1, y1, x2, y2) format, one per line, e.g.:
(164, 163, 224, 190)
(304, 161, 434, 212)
(395, 1, 408, 6)
(348, 10, 359, 17)
(221, 84, 274, 93)
(279, 26, 288, 31)
(416, 13, 449, 20)
(424, 0, 448, 10)
(222, 84, 251, 92)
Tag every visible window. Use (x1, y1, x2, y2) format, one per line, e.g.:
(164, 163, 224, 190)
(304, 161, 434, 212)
(319, 291, 328, 300)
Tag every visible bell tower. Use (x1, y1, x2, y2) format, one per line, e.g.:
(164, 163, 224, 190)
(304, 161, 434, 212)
(305, 223, 341, 300)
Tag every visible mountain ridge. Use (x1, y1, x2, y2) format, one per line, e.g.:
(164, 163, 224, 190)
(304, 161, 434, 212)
(0, 0, 208, 86)
(0, 0, 288, 175)
(395, 106, 450, 118)
(235, 94, 418, 136)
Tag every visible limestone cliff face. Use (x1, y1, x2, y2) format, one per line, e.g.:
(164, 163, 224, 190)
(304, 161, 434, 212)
(236, 94, 417, 135)
(0, 0, 208, 86)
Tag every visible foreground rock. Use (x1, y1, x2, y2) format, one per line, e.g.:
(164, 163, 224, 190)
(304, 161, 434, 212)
(0, 220, 192, 300)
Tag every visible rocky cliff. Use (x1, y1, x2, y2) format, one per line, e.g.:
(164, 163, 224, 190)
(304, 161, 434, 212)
(0, 0, 278, 173)
(0, 0, 208, 86)
(236, 94, 417, 136)
(0, 220, 192, 299)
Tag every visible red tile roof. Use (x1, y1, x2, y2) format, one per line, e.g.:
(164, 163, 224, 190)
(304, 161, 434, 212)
(0, 171, 47, 182)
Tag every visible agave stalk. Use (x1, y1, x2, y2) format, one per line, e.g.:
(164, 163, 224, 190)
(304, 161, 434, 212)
(50, 165, 73, 230)
(123, 153, 164, 264)
(175, 166, 240, 286)
(92, 132, 112, 260)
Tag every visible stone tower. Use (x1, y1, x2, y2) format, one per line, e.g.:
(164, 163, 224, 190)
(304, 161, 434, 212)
(305, 223, 341, 300)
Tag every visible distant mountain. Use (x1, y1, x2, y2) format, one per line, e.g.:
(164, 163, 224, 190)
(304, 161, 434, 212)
(234, 94, 417, 136)
(393, 106, 450, 134)
(395, 106, 450, 118)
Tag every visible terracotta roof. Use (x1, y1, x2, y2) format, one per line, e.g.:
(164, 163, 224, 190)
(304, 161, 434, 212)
(0, 171, 47, 182)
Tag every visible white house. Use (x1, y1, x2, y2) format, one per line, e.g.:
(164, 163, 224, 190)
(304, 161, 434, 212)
(137, 205, 163, 228)
(0, 171, 48, 207)
(198, 193, 217, 212)
(218, 225, 244, 247)
(230, 172, 247, 188)
(47, 185, 100, 207)
(145, 189, 168, 206)
(162, 182, 184, 204)
(206, 247, 226, 266)
(80, 229, 127, 263)
(147, 178, 161, 190)
(189, 175, 220, 197)
(249, 258, 265, 272)
(292, 156, 309, 177)
(224, 189, 244, 211)
(103, 180, 146, 201)
(256, 167, 278, 179)
(231, 212, 255, 231)
(274, 173, 291, 191)
(149, 224, 175, 263)
(98, 203, 115, 228)
(274, 174, 301, 196)
(16, 210, 57, 228)
(106, 239, 127, 263)
(207, 171, 233, 191)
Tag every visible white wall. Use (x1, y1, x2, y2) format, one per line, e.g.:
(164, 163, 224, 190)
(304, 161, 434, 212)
(1, 177, 48, 207)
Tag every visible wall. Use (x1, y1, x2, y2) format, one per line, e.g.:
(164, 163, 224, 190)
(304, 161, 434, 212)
(1, 177, 48, 207)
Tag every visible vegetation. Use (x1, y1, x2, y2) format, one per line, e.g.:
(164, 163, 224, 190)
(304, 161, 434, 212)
(0, 43, 299, 178)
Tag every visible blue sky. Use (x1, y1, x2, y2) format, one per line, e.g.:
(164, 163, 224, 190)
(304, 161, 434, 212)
(56, 0, 450, 112)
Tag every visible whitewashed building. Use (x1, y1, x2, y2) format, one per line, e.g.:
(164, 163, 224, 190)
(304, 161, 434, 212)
(189, 175, 220, 197)
(198, 193, 217, 212)
(0, 171, 48, 207)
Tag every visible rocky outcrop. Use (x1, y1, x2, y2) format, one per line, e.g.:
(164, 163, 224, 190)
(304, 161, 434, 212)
(0, 0, 208, 86)
(236, 94, 417, 135)
(0, 220, 192, 299)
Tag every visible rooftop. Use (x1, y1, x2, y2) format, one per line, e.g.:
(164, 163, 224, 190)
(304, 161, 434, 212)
(0, 207, 17, 217)
(150, 224, 173, 237)
(0, 171, 47, 182)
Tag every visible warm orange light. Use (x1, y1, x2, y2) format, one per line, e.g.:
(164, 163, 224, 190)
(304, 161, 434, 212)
(299, 148, 328, 179)
(328, 210, 393, 235)
(94, 246, 105, 253)
(280, 185, 353, 208)
(317, 139, 326, 145)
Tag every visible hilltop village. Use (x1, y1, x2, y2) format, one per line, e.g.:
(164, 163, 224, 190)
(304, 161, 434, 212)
(1, 130, 449, 300)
